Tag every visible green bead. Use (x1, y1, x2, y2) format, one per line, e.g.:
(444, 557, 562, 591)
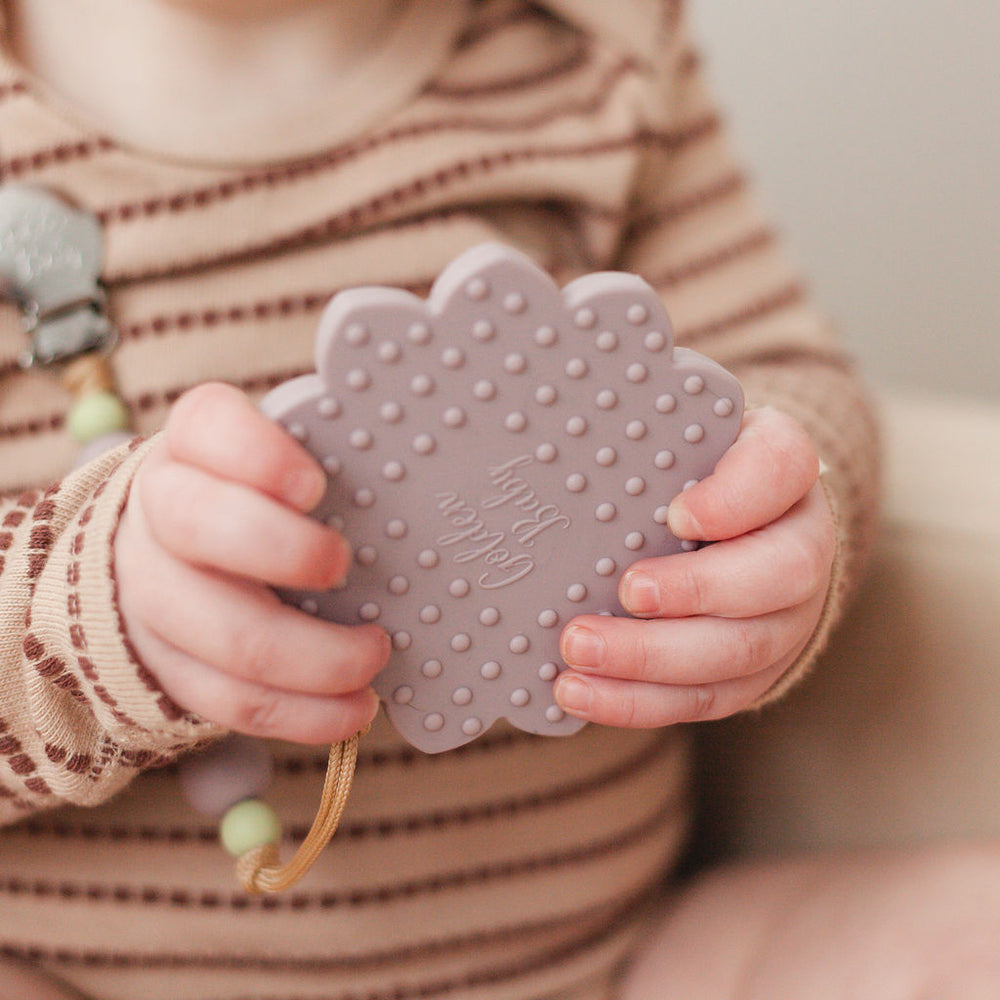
(219, 799, 282, 858)
(67, 390, 130, 444)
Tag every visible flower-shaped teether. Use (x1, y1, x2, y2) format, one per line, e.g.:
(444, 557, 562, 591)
(261, 244, 743, 752)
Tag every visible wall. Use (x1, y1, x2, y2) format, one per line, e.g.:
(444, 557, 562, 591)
(691, 1, 999, 402)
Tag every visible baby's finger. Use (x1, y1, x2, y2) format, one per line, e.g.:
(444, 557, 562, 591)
(553, 658, 790, 728)
(129, 550, 389, 697)
(621, 483, 835, 619)
(137, 629, 379, 744)
(165, 382, 327, 512)
(560, 597, 822, 687)
(668, 406, 819, 541)
(138, 454, 350, 590)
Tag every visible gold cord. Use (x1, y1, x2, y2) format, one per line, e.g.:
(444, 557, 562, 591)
(61, 352, 117, 396)
(235, 729, 366, 894)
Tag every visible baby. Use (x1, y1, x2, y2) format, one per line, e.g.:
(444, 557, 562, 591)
(0, 1, 924, 998)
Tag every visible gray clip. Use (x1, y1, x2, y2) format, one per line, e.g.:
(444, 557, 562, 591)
(0, 184, 116, 367)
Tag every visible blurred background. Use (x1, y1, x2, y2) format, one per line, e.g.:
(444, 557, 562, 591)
(692, 0, 999, 403)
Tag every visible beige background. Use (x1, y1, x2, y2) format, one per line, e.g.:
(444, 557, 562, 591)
(693, 0, 999, 403)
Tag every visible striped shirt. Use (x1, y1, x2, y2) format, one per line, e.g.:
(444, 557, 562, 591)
(0, 1, 880, 997)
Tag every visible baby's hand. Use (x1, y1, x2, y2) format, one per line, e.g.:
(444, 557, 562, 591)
(554, 406, 835, 727)
(114, 383, 389, 744)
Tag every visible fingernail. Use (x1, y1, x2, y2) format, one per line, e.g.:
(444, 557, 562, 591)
(329, 534, 353, 588)
(622, 570, 659, 615)
(667, 500, 702, 540)
(555, 674, 593, 716)
(562, 626, 604, 670)
(285, 464, 327, 511)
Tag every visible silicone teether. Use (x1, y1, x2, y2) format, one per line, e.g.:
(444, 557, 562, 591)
(261, 244, 744, 752)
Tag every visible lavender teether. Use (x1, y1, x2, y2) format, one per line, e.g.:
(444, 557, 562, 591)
(261, 244, 743, 752)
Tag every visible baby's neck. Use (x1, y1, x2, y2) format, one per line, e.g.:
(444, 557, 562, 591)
(5, 0, 407, 163)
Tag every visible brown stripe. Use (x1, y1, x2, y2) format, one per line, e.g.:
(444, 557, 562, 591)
(0, 81, 28, 101)
(1, 792, 683, 911)
(92, 57, 649, 234)
(647, 226, 777, 288)
(672, 280, 807, 344)
(0, 137, 117, 181)
(1, 892, 651, 972)
(630, 171, 747, 231)
(105, 115, 718, 286)
(22, 730, 676, 846)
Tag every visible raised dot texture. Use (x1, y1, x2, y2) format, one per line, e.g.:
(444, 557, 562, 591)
(510, 688, 531, 707)
(462, 718, 483, 736)
(714, 397, 735, 417)
(509, 635, 529, 654)
(393, 686, 414, 705)
(503, 291, 526, 314)
(322, 455, 342, 476)
(595, 502, 617, 522)
(349, 429, 373, 450)
(417, 549, 439, 569)
(504, 352, 527, 374)
(479, 607, 501, 626)
(545, 706, 566, 723)
(535, 384, 558, 406)
(441, 347, 465, 369)
(538, 661, 559, 681)
(644, 331, 667, 351)
(473, 379, 496, 401)
(596, 390, 618, 410)
(538, 609, 559, 628)
(574, 307, 596, 328)
(625, 532, 645, 550)
(535, 442, 557, 463)
(411, 374, 435, 396)
(407, 322, 431, 345)
(344, 323, 369, 347)
(423, 713, 445, 732)
(626, 363, 648, 383)
(596, 447, 617, 467)
(422, 659, 443, 678)
(420, 605, 441, 624)
(449, 578, 470, 597)
(356, 545, 377, 566)
(382, 461, 405, 481)
(566, 416, 588, 436)
(504, 411, 527, 432)
(378, 341, 402, 364)
(347, 369, 371, 391)
(412, 433, 436, 455)
(388, 576, 410, 595)
(472, 319, 495, 342)
(451, 633, 472, 652)
(684, 424, 705, 443)
(318, 397, 341, 419)
(385, 519, 407, 539)
(653, 506, 670, 525)
(466, 278, 489, 300)
(566, 473, 587, 493)
(353, 488, 375, 507)
(627, 304, 649, 325)
(656, 394, 677, 414)
(596, 331, 618, 352)
(380, 401, 404, 423)
(595, 557, 616, 576)
(452, 687, 473, 706)
(393, 631, 412, 651)
(535, 325, 558, 346)
(626, 420, 647, 440)
(481, 661, 502, 680)
(567, 583, 587, 602)
(359, 602, 380, 621)
(287, 423, 308, 443)
(301, 598, 319, 615)
(625, 476, 646, 496)
(654, 450, 675, 470)
(566, 358, 588, 379)
(684, 375, 705, 395)
(443, 406, 466, 428)
(682, 539, 699, 552)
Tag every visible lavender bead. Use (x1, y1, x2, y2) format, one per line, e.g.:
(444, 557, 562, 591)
(177, 734, 274, 817)
(72, 430, 136, 468)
